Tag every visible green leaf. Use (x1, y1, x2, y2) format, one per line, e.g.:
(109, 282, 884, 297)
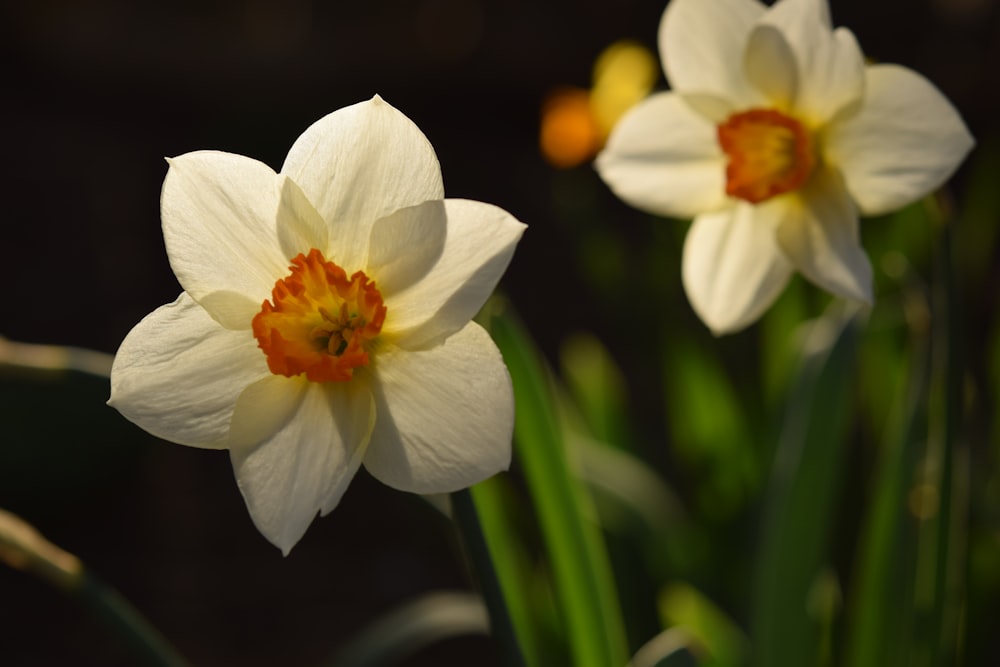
(489, 305, 629, 667)
(843, 317, 929, 667)
(664, 337, 758, 520)
(559, 332, 631, 450)
(327, 591, 489, 667)
(657, 582, 749, 666)
(750, 307, 861, 667)
(468, 477, 559, 667)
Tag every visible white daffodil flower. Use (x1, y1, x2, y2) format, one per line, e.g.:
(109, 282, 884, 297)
(110, 96, 526, 554)
(596, 0, 974, 334)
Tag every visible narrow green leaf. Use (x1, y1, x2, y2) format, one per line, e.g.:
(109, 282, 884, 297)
(559, 332, 631, 450)
(750, 307, 860, 667)
(657, 582, 749, 666)
(843, 333, 928, 667)
(0, 508, 189, 667)
(451, 486, 528, 667)
(490, 306, 629, 667)
(909, 202, 967, 667)
(328, 591, 489, 667)
(664, 337, 758, 520)
(468, 476, 558, 667)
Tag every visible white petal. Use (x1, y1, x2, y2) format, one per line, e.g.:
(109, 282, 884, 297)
(679, 93, 738, 124)
(365, 200, 447, 297)
(364, 323, 513, 494)
(196, 291, 263, 331)
(161, 151, 290, 323)
(659, 0, 766, 104)
(381, 199, 526, 349)
(682, 203, 794, 334)
(744, 24, 797, 110)
(280, 96, 445, 272)
(759, 0, 865, 123)
(776, 166, 873, 303)
(276, 175, 330, 261)
(229, 376, 375, 554)
(109, 293, 268, 449)
(227, 374, 308, 450)
(596, 92, 728, 219)
(824, 64, 975, 216)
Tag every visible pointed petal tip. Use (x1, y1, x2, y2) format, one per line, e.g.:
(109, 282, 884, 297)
(705, 320, 743, 337)
(855, 283, 874, 307)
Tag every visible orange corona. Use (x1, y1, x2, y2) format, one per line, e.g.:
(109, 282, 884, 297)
(252, 249, 386, 382)
(717, 108, 814, 204)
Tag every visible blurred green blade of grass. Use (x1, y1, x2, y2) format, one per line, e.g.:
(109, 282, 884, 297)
(489, 306, 629, 667)
(843, 327, 928, 667)
(326, 591, 488, 667)
(560, 332, 632, 450)
(910, 200, 967, 667)
(759, 277, 812, 408)
(750, 308, 860, 667)
(665, 337, 758, 520)
(658, 582, 749, 667)
(552, 353, 696, 650)
(469, 476, 559, 667)
(627, 627, 702, 667)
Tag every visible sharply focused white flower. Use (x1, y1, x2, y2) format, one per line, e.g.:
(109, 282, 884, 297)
(109, 96, 526, 554)
(596, 0, 973, 334)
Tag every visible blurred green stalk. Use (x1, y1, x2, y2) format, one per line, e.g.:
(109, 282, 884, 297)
(0, 508, 188, 666)
(489, 306, 629, 667)
(911, 200, 968, 667)
(750, 308, 859, 667)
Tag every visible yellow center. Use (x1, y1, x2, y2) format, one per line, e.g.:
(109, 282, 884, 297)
(252, 249, 386, 382)
(717, 108, 814, 204)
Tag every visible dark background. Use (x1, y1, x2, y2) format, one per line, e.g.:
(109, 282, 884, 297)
(1, 0, 997, 665)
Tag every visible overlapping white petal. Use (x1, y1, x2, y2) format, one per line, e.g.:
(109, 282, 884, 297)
(111, 96, 523, 554)
(824, 64, 975, 216)
(776, 167, 873, 303)
(659, 0, 765, 105)
(365, 323, 514, 494)
(596, 93, 727, 219)
(161, 152, 290, 322)
(599, 0, 973, 335)
(230, 378, 374, 554)
(365, 200, 448, 297)
(380, 199, 526, 349)
(109, 293, 269, 449)
(276, 175, 330, 262)
(744, 25, 798, 110)
(281, 95, 445, 271)
(756, 0, 865, 123)
(681, 203, 793, 334)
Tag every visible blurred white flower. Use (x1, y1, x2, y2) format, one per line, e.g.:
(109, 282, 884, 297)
(110, 96, 526, 554)
(596, 0, 973, 334)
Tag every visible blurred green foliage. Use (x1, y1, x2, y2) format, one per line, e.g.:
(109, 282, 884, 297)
(4, 128, 998, 667)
